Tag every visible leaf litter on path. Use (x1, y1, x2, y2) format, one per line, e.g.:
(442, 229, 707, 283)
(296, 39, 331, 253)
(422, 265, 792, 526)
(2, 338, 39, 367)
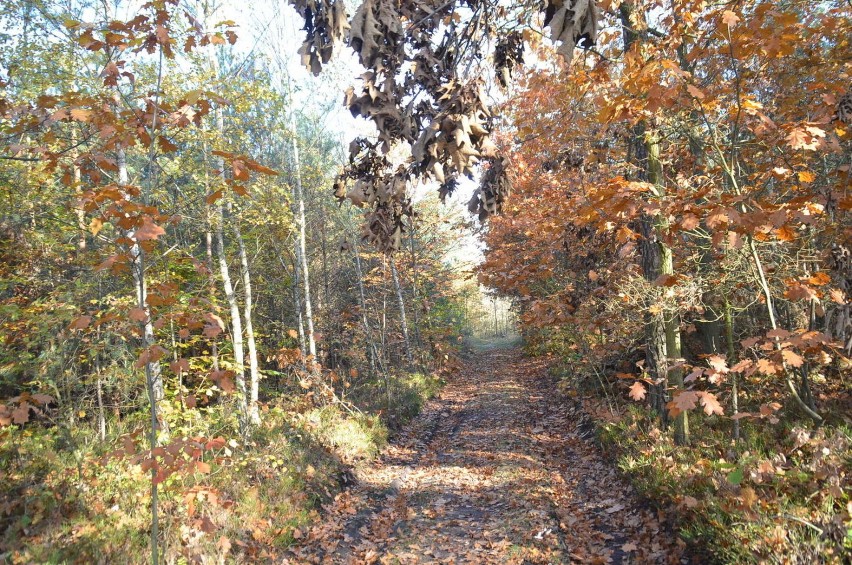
(285, 349, 688, 564)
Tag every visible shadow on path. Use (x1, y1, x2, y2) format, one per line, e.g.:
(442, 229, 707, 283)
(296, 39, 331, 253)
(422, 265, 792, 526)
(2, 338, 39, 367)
(286, 349, 687, 564)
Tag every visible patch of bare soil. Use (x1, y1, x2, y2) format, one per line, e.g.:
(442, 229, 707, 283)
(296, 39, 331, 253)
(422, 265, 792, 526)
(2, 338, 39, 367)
(286, 349, 687, 564)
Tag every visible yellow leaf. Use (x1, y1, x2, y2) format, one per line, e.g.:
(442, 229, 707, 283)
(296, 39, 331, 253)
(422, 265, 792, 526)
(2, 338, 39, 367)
(742, 98, 763, 112)
(89, 217, 104, 236)
(797, 170, 815, 183)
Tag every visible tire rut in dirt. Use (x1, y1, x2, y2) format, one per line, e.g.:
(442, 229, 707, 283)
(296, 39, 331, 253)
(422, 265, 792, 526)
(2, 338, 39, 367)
(286, 349, 686, 564)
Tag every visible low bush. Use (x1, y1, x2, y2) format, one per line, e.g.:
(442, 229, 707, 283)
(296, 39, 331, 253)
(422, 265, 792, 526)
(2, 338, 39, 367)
(590, 401, 851, 563)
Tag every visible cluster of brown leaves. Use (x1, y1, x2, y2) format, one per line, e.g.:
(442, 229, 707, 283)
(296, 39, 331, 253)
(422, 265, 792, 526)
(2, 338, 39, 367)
(543, 0, 600, 62)
(290, 0, 601, 250)
(102, 433, 229, 485)
(0, 393, 54, 426)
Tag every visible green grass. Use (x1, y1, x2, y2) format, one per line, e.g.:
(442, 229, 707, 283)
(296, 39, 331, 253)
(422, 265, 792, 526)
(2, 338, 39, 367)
(301, 405, 388, 462)
(346, 370, 443, 431)
(0, 368, 444, 563)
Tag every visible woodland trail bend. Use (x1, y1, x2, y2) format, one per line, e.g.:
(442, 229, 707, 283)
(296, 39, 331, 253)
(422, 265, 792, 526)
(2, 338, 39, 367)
(286, 349, 686, 564)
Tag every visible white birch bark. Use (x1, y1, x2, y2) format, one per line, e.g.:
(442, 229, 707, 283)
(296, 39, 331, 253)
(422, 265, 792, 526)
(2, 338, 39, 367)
(235, 217, 260, 424)
(390, 258, 413, 367)
(288, 109, 317, 367)
(215, 197, 249, 431)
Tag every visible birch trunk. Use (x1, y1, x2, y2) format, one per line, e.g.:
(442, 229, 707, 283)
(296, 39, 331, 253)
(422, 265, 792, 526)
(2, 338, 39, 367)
(118, 126, 163, 565)
(72, 129, 86, 251)
(390, 258, 413, 368)
(210, 103, 248, 430)
(205, 228, 219, 371)
(95, 338, 106, 441)
(215, 198, 249, 432)
(118, 148, 166, 437)
(274, 248, 307, 370)
(353, 238, 381, 377)
(291, 252, 308, 358)
(206, 17, 251, 430)
(288, 110, 317, 367)
(235, 216, 260, 424)
(103, 3, 163, 557)
(407, 224, 422, 349)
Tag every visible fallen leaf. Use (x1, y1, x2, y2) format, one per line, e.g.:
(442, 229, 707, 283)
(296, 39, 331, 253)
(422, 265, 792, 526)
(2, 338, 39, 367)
(12, 402, 31, 424)
(69, 315, 92, 330)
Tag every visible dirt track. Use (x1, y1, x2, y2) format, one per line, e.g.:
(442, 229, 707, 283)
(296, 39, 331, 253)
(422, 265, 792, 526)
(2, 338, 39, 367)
(286, 348, 686, 564)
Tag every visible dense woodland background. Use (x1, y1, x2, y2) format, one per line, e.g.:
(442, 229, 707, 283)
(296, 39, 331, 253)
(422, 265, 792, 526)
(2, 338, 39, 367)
(0, 0, 850, 563)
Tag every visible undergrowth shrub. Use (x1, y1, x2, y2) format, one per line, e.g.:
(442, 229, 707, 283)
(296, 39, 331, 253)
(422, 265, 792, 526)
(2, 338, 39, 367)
(0, 368, 443, 563)
(594, 403, 851, 563)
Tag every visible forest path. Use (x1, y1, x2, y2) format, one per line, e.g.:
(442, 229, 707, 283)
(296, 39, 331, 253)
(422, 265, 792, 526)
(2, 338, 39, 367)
(286, 348, 685, 564)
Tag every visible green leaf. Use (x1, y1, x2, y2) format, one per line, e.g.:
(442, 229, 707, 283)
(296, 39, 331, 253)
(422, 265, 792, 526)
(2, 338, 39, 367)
(727, 467, 744, 485)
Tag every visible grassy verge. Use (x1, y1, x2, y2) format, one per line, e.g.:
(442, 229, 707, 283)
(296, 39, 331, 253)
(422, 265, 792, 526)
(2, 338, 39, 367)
(344, 370, 443, 432)
(0, 370, 442, 563)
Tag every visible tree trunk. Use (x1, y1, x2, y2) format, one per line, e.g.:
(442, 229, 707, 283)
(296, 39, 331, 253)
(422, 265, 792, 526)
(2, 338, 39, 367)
(95, 352, 106, 442)
(748, 237, 822, 424)
(116, 72, 163, 560)
(620, 4, 687, 444)
(648, 130, 688, 445)
(206, 30, 250, 431)
(72, 128, 86, 251)
(215, 199, 249, 432)
(320, 207, 330, 317)
(118, 148, 166, 439)
(288, 109, 317, 369)
(205, 228, 220, 371)
(408, 223, 423, 349)
(235, 214, 260, 425)
(493, 298, 499, 337)
(353, 238, 381, 377)
(283, 250, 308, 359)
(391, 258, 413, 368)
(724, 297, 739, 441)
(381, 283, 389, 365)
(293, 256, 308, 359)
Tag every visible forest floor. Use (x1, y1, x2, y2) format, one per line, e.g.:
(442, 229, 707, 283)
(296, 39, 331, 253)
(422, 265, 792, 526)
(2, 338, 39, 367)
(285, 347, 689, 564)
